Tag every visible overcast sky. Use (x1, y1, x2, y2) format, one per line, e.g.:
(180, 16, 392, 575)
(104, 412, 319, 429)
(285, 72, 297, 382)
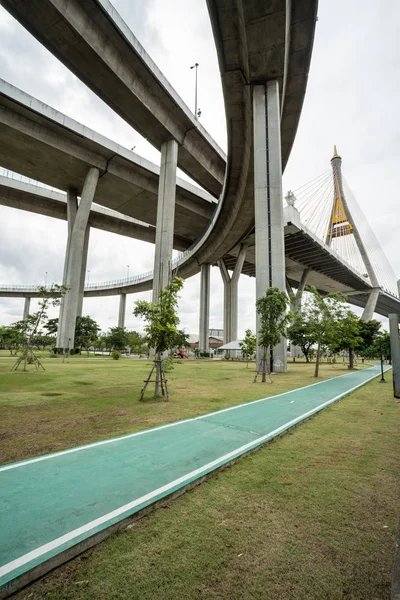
(0, 0, 399, 335)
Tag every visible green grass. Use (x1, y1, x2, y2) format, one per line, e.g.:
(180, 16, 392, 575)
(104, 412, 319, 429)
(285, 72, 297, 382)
(0, 357, 363, 465)
(9, 370, 400, 599)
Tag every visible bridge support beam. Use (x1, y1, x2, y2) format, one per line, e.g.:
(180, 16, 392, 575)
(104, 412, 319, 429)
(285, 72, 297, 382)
(218, 248, 246, 350)
(57, 168, 99, 352)
(152, 139, 178, 303)
(77, 224, 90, 318)
(290, 269, 309, 360)
(388, 313, 400, 398)
(253, 81, 287, 373)
(361, 288, 379, 321)
(118, 293, 127, 329)
(199, 264, 210, 353)
(23, 297, 31, 320)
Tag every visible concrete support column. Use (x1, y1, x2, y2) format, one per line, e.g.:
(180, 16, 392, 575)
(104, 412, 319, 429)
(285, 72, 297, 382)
(152, 139, 178, 303)
(293, 268, 309, 313)
(118, 293, 127, 329)
(230, 247, 246, 342)
(361, 288, 380, 321)
(23, 297, 31, 320)
(389, 313, 400, 399)
(199, 263, 210, 353)
(290, 269, 309, 360)
(218, 259, 231, 345)
(76, 224, 90, 318)
(57, 188, 78, 347)
(57, 168, 99, 351)
(253, 81, 287, 373)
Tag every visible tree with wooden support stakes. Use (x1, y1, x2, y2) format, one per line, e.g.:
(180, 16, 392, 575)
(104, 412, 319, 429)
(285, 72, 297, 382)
(254, 288, 291, 383)
(134, 277, 184, 401)
(10, 284, 68, 372)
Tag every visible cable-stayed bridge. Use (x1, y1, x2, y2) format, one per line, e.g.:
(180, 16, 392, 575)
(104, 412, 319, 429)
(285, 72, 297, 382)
(1, 147, 399, 322)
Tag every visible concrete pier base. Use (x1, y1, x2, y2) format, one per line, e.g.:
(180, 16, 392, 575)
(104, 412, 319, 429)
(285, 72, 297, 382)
(253, 81, 287, 373)
(152, 139, 178, 303)
(388, 313, 400, 398)
(118, 293, 127, 329)
(57, 168, 99, 351)
(199, 264, 210, 353)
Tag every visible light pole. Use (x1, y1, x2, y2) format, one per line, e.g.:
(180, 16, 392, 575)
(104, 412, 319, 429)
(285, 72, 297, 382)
(87, 270, 90, 286)
(44, 271, 48, 288)
(126, 265, 130, 280)
(190, 63, 200, 119)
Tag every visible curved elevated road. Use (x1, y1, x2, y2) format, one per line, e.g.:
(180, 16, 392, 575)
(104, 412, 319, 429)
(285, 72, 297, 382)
(2, 0, 318, 285)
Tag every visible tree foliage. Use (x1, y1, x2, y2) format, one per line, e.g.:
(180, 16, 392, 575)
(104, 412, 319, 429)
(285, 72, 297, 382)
(301, 287, 347, 377)
(287, 314, 316, 363)
(255, 288, 291, 382)
(329, 309, 362, 370)
(239, 329, 256, 367)
(11, 285, 67, 371)
(134, 277, 184, 399)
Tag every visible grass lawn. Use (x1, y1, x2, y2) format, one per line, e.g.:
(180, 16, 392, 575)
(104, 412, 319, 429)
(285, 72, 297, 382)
(0, 357, 366, 465)
(6, 365, 399, 600)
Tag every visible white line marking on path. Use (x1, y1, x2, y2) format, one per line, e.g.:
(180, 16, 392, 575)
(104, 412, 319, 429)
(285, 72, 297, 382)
(0, 367, 384, 473)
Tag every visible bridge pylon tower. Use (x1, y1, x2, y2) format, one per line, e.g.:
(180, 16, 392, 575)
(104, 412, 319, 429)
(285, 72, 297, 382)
(326, 146, 380, 321)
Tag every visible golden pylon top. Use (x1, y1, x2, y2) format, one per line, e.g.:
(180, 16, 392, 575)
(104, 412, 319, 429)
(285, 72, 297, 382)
(331, 145, 341, 160)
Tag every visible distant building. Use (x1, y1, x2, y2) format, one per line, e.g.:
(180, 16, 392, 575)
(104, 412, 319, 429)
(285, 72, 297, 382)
(190, 335, 224, 351)
(209, 328, 223, 337)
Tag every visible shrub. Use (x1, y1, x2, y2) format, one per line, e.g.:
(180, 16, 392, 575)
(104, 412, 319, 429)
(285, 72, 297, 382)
(111, 350, 121, 360)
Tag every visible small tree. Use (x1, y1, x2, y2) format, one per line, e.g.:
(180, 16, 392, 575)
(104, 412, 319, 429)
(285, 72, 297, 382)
(255, 288, 291, 383)
(287, 313, 316, 363)
(11, 285, 67, 372)
(330, 309, 362, 370)
(303, 287, 346, 377)
(239, 329, 256, 368)
(107, 326, 129, 352)
(75, 316, 101, 354)
(134, 277, 184, 400)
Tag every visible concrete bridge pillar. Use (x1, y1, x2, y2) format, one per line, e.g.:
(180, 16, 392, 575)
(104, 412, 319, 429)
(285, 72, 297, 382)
(152, 139, 178, 303)
(57, 167, 99, 351)
(361, 288, 380, 321)
(253, 81, 287, 373)
(76, 224, 90, 318)
(218, 248, 246, 347)
(118, 293, 127, 329)
(290, 269, 309, 359)
(388, 313, 400, 398)
(23, 297, 31, 320)
(199, 263, 210, 353)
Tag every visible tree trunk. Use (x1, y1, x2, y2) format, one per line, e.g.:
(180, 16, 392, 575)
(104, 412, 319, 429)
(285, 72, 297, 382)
(262, 351, 266, 383)
(314, 342, 320, 377)
(155, 353, 161, 398)
(348, 348, 354, 370)
(304, 350, 309, 363)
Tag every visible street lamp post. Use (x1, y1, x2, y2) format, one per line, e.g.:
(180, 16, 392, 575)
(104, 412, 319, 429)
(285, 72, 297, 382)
(44, 271, 48, 288)
(190, 63, 200, 119)
(87, 270, 90, 286)
(126, 265, 130, 280)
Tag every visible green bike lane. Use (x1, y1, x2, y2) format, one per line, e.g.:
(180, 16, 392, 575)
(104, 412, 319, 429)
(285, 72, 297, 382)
(0, 365, 388, 594)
